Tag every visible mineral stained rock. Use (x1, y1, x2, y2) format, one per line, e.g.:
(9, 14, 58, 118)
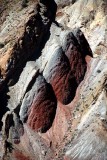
(0, 0, 107, 160)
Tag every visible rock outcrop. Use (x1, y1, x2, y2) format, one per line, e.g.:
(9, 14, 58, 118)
(0, 0, 107, 160)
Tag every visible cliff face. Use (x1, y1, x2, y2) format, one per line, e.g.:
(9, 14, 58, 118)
(0, 0, 107, 160)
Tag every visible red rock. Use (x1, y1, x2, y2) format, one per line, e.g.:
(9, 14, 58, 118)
(66, 43, 86, 84)
(14, 139, 20, 144)
(63, 30, 93, 87)
(44, 47, 78, 105)
(27, 75, 57, 133)
(41, 101, 71, 149)
(13, 150, 30, 160)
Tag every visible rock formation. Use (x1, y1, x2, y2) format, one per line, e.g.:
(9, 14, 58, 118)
(0, 0, 107, 160)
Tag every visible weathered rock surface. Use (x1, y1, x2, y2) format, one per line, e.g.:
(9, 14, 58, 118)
(0, 0, 107, 160)
(23, 74, 57, 132)
(65, 56, 107, 160)
(55, 0, 77, 8)
(0, 0, 57, 87)
(57, 0, 107, 56)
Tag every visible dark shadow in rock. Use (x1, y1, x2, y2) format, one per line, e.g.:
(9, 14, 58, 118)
(7, 16, 50, 86)
(0, 84, 9, 130)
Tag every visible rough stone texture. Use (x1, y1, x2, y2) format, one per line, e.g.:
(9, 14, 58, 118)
(55, 0, 77, 8)
(0, 0, 107, 160)
(7, 61, 39, 110)
(42, 26, 92, 105)
(57, 0, 107, 56)
(43, 47, 78, 104)
(64, 57, 107, 160)
(26, 74, 57, 132)
(0, 0, 57, 89)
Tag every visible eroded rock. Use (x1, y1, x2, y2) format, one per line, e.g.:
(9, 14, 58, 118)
(21, 74, 57, 133)
(0, 0, 107, 160)
(43, 47, 78, 104)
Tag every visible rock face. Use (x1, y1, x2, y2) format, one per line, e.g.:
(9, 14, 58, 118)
(55, 0, 77, 8)
(65, 57, 107, 160)
(0, 0, 107, 160)
(24, 74, 57, 132)
(0, 0, 56, 85)
(57, 0, 107, 55)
